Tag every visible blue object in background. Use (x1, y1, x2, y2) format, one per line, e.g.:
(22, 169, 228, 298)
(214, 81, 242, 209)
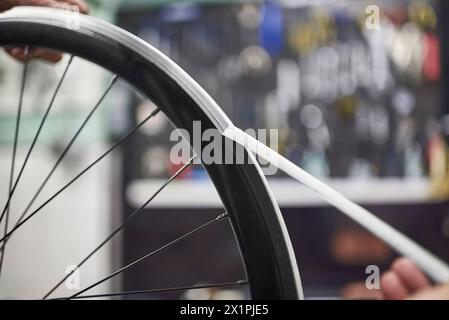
(191, 167, 209, 180)
(260, 1, 284, 56)
(159, 3, 202, 23)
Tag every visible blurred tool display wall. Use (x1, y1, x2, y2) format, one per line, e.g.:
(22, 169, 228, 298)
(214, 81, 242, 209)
(115, 0, 449, 298)
(118, 0, 445, 182)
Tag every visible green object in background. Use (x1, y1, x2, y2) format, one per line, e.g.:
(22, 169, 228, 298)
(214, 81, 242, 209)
(87, 0, 121, 21)
(0, 113, 107, 147)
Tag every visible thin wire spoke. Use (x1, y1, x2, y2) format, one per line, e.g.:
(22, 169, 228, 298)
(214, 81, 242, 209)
(0, 74, 118, 231)
(67, 212, 229, 300)
(0, 56, 74, 227)
(0, 48, 30, 277)
(43, 154, 194, 299)
(0, 108, 160, 245)
(52, 280, 248, 300)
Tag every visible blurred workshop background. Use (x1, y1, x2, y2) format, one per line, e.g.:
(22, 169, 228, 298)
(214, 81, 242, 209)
(1, 0, 449, 299)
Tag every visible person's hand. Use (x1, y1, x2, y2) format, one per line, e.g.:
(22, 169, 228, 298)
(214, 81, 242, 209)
(0, 0, 88, 13)
(381, 257, 449, 300)
(0, 0, 89, 63)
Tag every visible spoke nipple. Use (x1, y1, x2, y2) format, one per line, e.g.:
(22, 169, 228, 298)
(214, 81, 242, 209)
(150, 108, 161, 117)
(217, 212, 228, 220)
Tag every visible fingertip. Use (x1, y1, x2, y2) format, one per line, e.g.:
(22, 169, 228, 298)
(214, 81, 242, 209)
(69, 0, 89, 14)
(36, 51, 64, 63)
(380, 271, 396, 289)
(391, 257, 415, 272)
(391, 257, 431, 291)
(81, 2, 89, 14)
(381, 271, 409, 300)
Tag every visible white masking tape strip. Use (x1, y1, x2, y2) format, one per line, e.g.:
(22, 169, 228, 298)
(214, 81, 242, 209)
(223, 125, 449, 283)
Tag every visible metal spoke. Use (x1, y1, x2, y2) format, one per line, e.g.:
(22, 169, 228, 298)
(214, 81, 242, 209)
(0, 56, 74, 228)
(0, 74, 118, 231)
(67, 212, 229, 300)
(51, 280, 248, 300)
(0, 108, 160, 245)
(0, 48, 30, 277)
(43, 154, 194, 299)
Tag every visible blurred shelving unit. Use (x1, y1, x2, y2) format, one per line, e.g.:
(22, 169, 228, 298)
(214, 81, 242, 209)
(126, 178, 433, 208)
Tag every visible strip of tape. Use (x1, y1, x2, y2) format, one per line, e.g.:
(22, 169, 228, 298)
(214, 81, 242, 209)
(223, 125, 449, 283)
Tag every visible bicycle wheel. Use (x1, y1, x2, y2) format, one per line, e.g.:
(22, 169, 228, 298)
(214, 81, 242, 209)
(0, 7, 302, 300)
